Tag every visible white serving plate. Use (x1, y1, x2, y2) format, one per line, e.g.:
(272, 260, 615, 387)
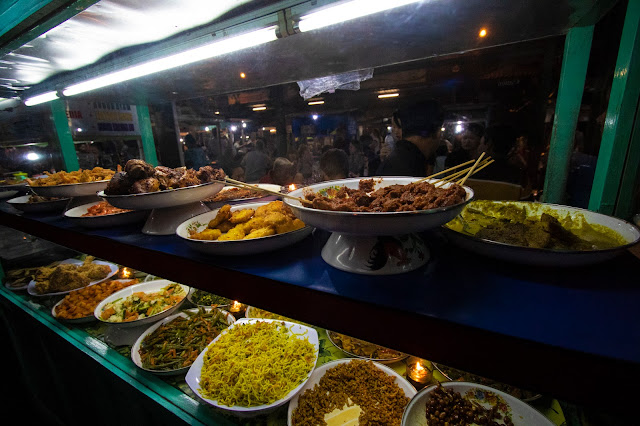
(401, 382, 553, 426)
(98, 180, 225, 210)
(326, 330, 408, 364)
(288, 358, 416, 426)
(176, 201, 313, 256)
(28, 180, 109, 198)
(51, 279, 137, 324)
(64, 201, 149, 228)
(186, 318, 319, 417)
(0, 190, 19, 199)
(6, 195, 70, 213)
(131, 307, 236, 376)
(27, 258, 119, 297)
(284, 177, 473, 236)
(94, 279, 189, 328)
(203, 184, 282, 209)
(443, 201, 640, 266)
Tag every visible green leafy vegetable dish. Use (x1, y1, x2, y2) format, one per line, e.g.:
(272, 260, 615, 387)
(445, 200, 626, 251)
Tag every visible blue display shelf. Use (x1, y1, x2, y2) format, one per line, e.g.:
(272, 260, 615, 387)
(1, 204, 639, 412)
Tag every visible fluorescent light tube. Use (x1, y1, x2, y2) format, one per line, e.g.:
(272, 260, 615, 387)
(308, 100, 325, 105)
(378, 93, 399, 98)
(298, 0, 423, 32)
(63, 27, 277, 97)
(24, 91, 58, 106)
(252, 106, 267, 111)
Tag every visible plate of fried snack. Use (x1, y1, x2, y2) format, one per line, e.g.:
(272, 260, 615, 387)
(27, 257, 119, 296)
(176, 200, 313, 255)
(51, 278, 139, 323)
(26, 167, 116, 198)
(6, 194, 70, 213)
(64, 200, 149, 228)
(326, 330, 408, 364)
(202, 184, 281, 209)
(98, 159, 226, 210)
(4, 261, 61, 291)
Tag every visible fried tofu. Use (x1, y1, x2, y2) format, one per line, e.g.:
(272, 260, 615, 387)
(208, 204, 232, 229)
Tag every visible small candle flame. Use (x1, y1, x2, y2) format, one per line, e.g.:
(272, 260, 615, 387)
(230, 300, 243, 312)
(288, 184, 297, 192)
(120, 267, 132, 279)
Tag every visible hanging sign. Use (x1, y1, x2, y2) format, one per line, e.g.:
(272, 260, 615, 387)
(66, 100, 140, 137)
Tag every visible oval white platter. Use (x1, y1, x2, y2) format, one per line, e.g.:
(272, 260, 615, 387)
(176, 201, 313, 256)
(64, 201, 149, 228)
(288, 358, 416, 426)
(94, 279, 189, 328)
(284, 177, 473, 236)
(130, 307, 236, 376)
(27, 259, 119, 297)
(185, 318, 319, 417)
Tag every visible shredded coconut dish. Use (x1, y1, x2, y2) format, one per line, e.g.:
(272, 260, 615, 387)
(198, 320, 316, 407)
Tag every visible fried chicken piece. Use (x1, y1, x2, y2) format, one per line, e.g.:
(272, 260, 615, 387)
(243, 227, 276, 239)
(177, 169, 200, 188)
(130, 177, 160, 194)
(124, 159, 155, 180)
(197, 166, 226, 182)
(229, 208, 255, 224)
(215, 221, 235, 233)
(105, 172, 133, 195)
(241, 216, 267, 233)
(190, 228, 222, 240)
(208, 205, 231, 229)
(275, 218, 305, 234)
(217, 224, 246, 241)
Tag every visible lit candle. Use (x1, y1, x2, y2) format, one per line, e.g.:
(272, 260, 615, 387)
(406, 357, 432, 389)
(119, 267, 132, 279)
(288, 183, 297, 192)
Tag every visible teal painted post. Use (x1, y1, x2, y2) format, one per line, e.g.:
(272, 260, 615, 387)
(50, 99, 79, 171)
(615, 103, 640, 219)
(589, 0, 640, 215)
(136, 104, 158, 166)
(542, 25, 594, 204)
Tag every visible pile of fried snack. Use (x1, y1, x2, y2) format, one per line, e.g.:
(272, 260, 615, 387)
(34, 256, 111, 294)
(105, 159, 226, 195)
(27, 167, 116, 186)
(189, 201, 305, 241)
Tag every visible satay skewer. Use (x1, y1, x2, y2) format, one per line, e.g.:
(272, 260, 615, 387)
(417, 159, 476, 183)
(457, 152, 486, 185)
(223, 177, 313, 205)
(431, 157, 492, 187)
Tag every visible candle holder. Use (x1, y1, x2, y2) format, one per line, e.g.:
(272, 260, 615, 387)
(228, 301, 247, 319)
(405, 356, 432, 390)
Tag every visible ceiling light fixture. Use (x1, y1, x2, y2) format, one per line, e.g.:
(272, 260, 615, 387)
(24, 91, 58, 106)
(378, 93, 399, 99)
(252, 106, 267, 111)
(298, 0, 422, 32)
(308, 100, 325, 105)
(62, 26, 277, 97)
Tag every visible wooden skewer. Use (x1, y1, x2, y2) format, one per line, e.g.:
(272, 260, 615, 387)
(224, 177, 313, 205)
(457, 152, 486, 185)
(417, 159, 475, 183)
(431, 157, 492, 187)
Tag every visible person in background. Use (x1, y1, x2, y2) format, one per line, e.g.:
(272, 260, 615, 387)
(473, 124, 520, 184)
(370, 128, 382, 157)
(183, 134, 210, 169)
(241, 140, 271, 183)
(319, 148, 349, 181)
(445, 123, 485, 168)
(259, 157, 298, 186)
(297, 144, 314, 179)
(377, 100, 444, 177)
(508, 135, 530, 187)
(348, 139, 366, 177)
(433, 143, 449, 173)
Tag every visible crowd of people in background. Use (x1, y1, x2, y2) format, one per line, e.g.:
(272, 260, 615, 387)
(176, 99, 598, 206)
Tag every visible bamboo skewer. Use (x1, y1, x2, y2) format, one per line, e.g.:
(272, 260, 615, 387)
(223, 177, 313, 205)
(458, 152, 486, 185)
(417, 159, 475, 183)
(431, 157, 492, 187)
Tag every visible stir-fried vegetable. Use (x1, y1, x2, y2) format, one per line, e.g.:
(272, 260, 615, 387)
(139, 308, 230, 371)
(100, 283, 185, 322)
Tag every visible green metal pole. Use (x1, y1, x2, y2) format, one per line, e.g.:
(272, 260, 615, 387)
(543, 25, 594, 204)
(50, 99, 79, 171)
(614, 98, 640, 219)
(589, 0, 640, 215)
(136, 104, 158, 166)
